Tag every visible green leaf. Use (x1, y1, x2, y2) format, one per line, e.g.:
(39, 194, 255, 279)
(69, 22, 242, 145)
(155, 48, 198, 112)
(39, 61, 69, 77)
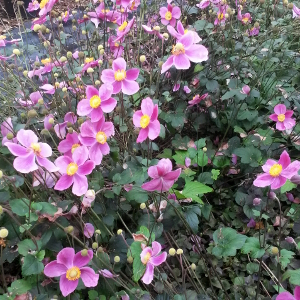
(88, 290, 98, 300)
(277, 249, 295, 269)
(234, 146, 262, 167)
(130, 241, 143, 258)
(202, 204, 212, 220)
(133, 255, 146, 282)
(206, 80, 219, 92)
(22, 255, 44, 276)
(125, 187, 148, 203)
(211, 169, 220, 180)
(7, 279, 32, 295)
(194, 64, 204, 73)
(193, 19, 207, 31)
(37, 202, 58, 216)
(212, 228, 247, 257)
(192, 150, 208, 167)
(283, 269, 300, 285)
(18, 239, 40, 256)
(182, 181, 213, 203)
(172, 150, 188, 166)
(246, 262, 259, 274)
(241, 237, 265, 258)
(281, 180, 296, 193)
(10, 198, 29, 216)
(184, 207, 200, 233)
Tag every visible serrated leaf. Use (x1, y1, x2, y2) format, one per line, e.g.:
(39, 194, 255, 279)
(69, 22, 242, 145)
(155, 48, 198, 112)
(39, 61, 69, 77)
(22, 255, 44, 276)
(277, 249, 295, 269)
(182, 181, 213, 203)
(18, 239, 40, 256)
(281, 180, 296, 193)
(234, 146, 262, 167)
(283, 269, 300, 285)
(241, 237, 265, 258)
(10, 198, 30, 216)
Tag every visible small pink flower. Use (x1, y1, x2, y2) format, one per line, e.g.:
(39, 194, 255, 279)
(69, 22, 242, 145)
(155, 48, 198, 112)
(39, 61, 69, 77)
(39, 0, 58, 17)
(167, 21, 201, 43)
(0, 36, 21, 47)
(140, 241, 167, 284)
(99, 269, 117, 278)
(214, 6, 228, 25)
(77, 84, 117, 122)
(196, 0, 210, 9)
(79, 118, 115, 165)
(159, 4, 181, 27)
(128, 0, 140, 10)
(114, 17, 135, 42)
(16, 91, 42, 107)
(54, 112, 77, 139)
(82, 190, 96, 208)
(248, 26, 260, 36)
(1, 117, 17, 146)
(183, 86, 191, 94)
(116, 0, 130, 7)
(276, 286, 300, 300)
(84, 223, 94, 238)
(108, 36, 124, 58)
(27, 0, 40, 11)
(44, 114, 54, 130)
(293, 4, 300, 18)
(253, 150, 300, 190)
(173, 83, 180, 91)
(247, 218, 256, 228)
(54, 146, 95, 196)
(238, 11, 252, 25)
(6, 129, 58, 174)
(161, 32, 208, 73)
(141, 158, 181, 192)
(241, 85, 250, 95)
(133, 97, 160, 143)
(142, 25, 164, 40)
(58, 132, 82, 157)
(269, 104, 295, 131)
(101, 57, 140, 95)
(30, 16, 47, 29)
(44, 248, 99, 297)
(62, 10, 70, 22)
(285, 236, 295, 244)
(188, 93, 208, 107)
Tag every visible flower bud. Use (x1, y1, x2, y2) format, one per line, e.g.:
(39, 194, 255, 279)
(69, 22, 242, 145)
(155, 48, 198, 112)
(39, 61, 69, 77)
(169, 248, 176, 256)
(114, 256, 120, 263)
(271, 246, 279, 255)
(64, 225, 74, 233)
(158, 61, 164, 68)
(72, 10, 77, 14)
(153, 25, 160, 31)
(0, 228, 8, 238)
(78, 51, 85, 59)
(23, 70, 28, 77)
(254, 22, 260, 28)
(33, 24, 41, 32)
(6, 132, 14, 140)
(127, 256, 133, 263)
(99, 49, 105, 55)
(92, 242, 98, 249)
(286, 193, 294, 202)
(67, 128, 73, 134)
(0, 206, 3, 214)
(177, 249, 183, 255)
(98, 44, 103, 50)
(41, 129, 50, 136)
(38, 98, 44, 105)
(81, 249, 88, 256)
(253, 198, 261, 206)
(0, 171, 2, 179)
(72, 25, 77, 31)
(78, 118, 84, 125)
(54, 73, 58, 78)
(98, 60, 103, 65)
(191, 263, 196, 270)
(95, 80, 101, 86)
(283, 0, 288, 5)
(87, 67, 94, 73)
(95, 229, 101, 234)
(109, 59, 113, 66)
(82, 30, 86, 35)
(162, 33, 169, 40)
(268, 191, 276, 200)
(285, 236, 295, 244)
(117, 229, 123, 235)
(60, 56, 67, 63)
(97, 246, 104, 253)
(13, 49, 21, 56)
(291, 175, 300, 184)
(28, 109, 37, 118)
(67, 51, 73, 59)
(140, 203, 146, 209)
(41, 108, 49, 115)
(48, 118, 54, 125)
(139, 55, 146, 63)
(43, 41, 50, 48)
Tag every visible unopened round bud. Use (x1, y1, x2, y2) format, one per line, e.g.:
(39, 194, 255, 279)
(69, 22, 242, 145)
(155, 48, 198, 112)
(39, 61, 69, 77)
(54, 73, 58, 78)
(43, 41, 50, 48)
(75, 76, 81, 82)
(227, 7, 232, 14)
(28, 109, 37, 118)
(64, 225, 74, 233)
(127, 256, 133, 263)
(23, 70, 28, 77)
(78, 118, 84, 125)
(41, 109, 48, 115)
(92, 242, 98, 249)
(13, 49, 21, 56)
(140, 203, 146, 209)
(18, 67, 23, 72)
(177, 249, 183, 255)
(169, 248, 176, 256)
(0, 228, 8, 238)
(62, 87, 68, 93)
(58, 16, 62, 22)
(253, 198, 261, 206)
(33, 24, 41, 32)
(114, 256, 120, 263)
(95, 229, 101, 234)
(158, 61, 164, 68)
(191, 263, 196, 270)
(0, 170, 3, 179)
(20, 112, 26, 118)
(6, 133, 14, 140)
(203, 147, 207, 152)
(41, 129, 49, 136)
(254, 22, 260, 28)
(38, 98, 44, 105)
(140, 55, 146, 63)
(98, 60, 103, 65)
(283, 0, 288, 5)
(98, 45, 103, 51)
(60, 56, 67, 63)
(72, 10, 77, 14)
(58, 24, 63, 29)
(72, 25, 77, 31)
(99, 49, 105, 55)
(109, 59, 113, 66)
(285, 236, 295, 243)
(288, 2, 293, 8)
(55, 82, 60, 88)
(268, 191, 276, 200)
(162, 33, 169, 40)
(87, 67, 94, 73)
(46, 28, 50, 34)
(95, 80, 101, 86)
(67, 51, 73, 59)
(67, 128, 73, 134)
(271, 247, 279, 255)
(82, 30, 86, 35)
(117, 229, 123, 235)
(81, 249, 88, 256)
(153, 25, 160, 31)
(48, 118, 54, 124)
(78, 51, 85, 59)
(0, 206, 3, 214)
(97, 246, 104, 253)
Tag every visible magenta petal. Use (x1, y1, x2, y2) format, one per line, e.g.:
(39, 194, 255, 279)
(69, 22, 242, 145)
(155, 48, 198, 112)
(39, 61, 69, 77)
(294, 286, 300, 300)
(55, 156, 72, 173)
(150, 252, 167, 266)
(271, 176, 286, 189)
(141, 178, 162, 191)
(159, 6, 168, 17)
(179, 31, 194, 48)
(163, 168, 181, 181)
(80, 121, 96, 138)
(112, 81, 122, 94)
(14, 152, 38, 173)
(101, 97, 117, 113)
(157, 158, 173, 173)
(161, 56, 174, 74)
(36, 157, 59, 172)
(169, 18, 176, 27)
(253, 173, 274, 187)
(185, 44, 209, 63)
(89, 143, 103, 165)
(112, 57, 127, 72)
(84, 223, 94, 238)
(77, 99, 93, 117)
(17, 129, 38, 148)
(122, 79, 139, 95)
(285, 110, 294, 118)
(141, 263, 154, 284)
(151, 241, 162, 256)
(137, 127, 149, 143)
(5, 143, 28, 156)
(161, 18, 169, 25)
(101, 121, 115, 137)
(90, 107, 103, 122)
(276, 121, 286, 131)
(174, 54, 190, 69)
(275, 292, 295, 300)
(99, 269, 115, 278)
(262, 159, 277, 173)
(278, 150, 291, 169)
(167, 25, 180, 39)
(148, 166, 159, 179)
(73, 250, 93, 268)
(281, 161, 300, 179)
(148, 120, 160, 140)
(283, 118, 296, 130)
(101, 69, 116, 84)
(80, 267, 99, 287)
(98, 83, 113, 101)
(57, 247, 75, 269)
(54, 174, 73, 191)
(133, 111, 143, 127)
(72, 174, 88, 196)
(73, 146, 89, 166)
(172, 6, 181, 18)
(60, 276, 78, 297)
(77, 161, 95, 175)
(274, 104, 286, 115)
(99, 143, 110, 155)
(44, 261, 67, 277)
(269, 113, 279, 122)
(126, 68, 139, 80)
(141, 97, 154, 116)
(86, 85, 99, 99)
(151, 105, 158, 121)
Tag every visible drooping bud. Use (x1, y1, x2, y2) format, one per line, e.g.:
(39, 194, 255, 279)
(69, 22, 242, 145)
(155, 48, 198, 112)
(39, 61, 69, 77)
(253, 198, 261, 206)
(268, 191, 276, 200)
(285, 236, 295, 244)
(291, 175, 300, 184)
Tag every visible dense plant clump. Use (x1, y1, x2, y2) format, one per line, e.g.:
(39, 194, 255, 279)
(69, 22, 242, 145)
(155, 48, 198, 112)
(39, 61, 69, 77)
(1, 0, 300, 298)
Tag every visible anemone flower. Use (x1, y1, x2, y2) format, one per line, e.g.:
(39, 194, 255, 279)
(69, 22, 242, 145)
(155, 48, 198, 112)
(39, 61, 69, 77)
(159, 4, 181, 27)
(101, 57, 139, 95)
(140, 241, 167, 284)
(44, 248, 99, 297)
(114, 17, 135, 42)
(54, 112, 77, 139)
(276, 286, 300, 300)
(108, 36, 124, 58)
(141, 158, 181, 192)
(269, 104, 295, 131)
(77, 84, 117, 122)
(54, 146, 95, 196)
(142, 25, 164, 40)
(133, 97, 160, 143)
(293, 4, 300, 18)
(1, 117, 17, 146)
(253, 150, 300, 190)
(161, 32, 208, 73)
(6, 129, 58, 173)
(16, 91, 42, 107)
(58, 132, 81, 157)
(188, 93, 208, 107)
(167, 21, 201, 43)
(27, 0, 40, 11)
(237, 11, 252, 25)
(39, 0, 58, 17)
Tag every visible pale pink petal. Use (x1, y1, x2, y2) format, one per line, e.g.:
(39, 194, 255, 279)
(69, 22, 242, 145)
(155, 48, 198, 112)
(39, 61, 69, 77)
(64, 112, 77, 124)
(262, 159, 277, 173)
(161, 56, 174, 74)
(274, 104, 286, 115)
(159, 6, 168, 18)
(112, 57, 127, 72)
(178, 31, 194, 48)
(151, 241, 161, 256)
(177, 21, 185, 34)
(141, 178, 162, 191)
(281, 161, 300, 179)
(77, 99, 93, 117)
(99, 269, 116, 278)
(5, 143, 27, 156)
(126, 68, 139, 80)
(150, 252, 167, 266)
(283, 118, 296, 130)
(17, 129, 38, 148)
(174, 54, 190, 69)
(54, 122, 68, 139)
(278, 150, 291, 169)
(72, 174, 88, 196)
(276, 122, 286, 131)
(14, 152, 38, 173)
(167, 25, 180, 39)
(39, 142, 52, 157)
(271, 176, 287, 189)
(141, 247, 153, 260)
(54, 174, 73, 191)
(55, 156, 72, 173)
(101, 121, 115, 137)
(73, 146, 89, 166)
(84, 223, 94, 238)
(148, 166, 159, 179)
(172, 6, 181, 18)
(148, 120, 160, 140)
(169, 18, 176, 27)
(112, 81, 122, 94)
(101, 69, 116, 84)
(73, 250, 93, 268)
(80, 121, 96, 138)
(185, 45, 209, 63)
(90, 107, 103, 122)
(101, 97, 117, 113)
(163, 168, 181, 181)
(99, 143, 110, 155)
(122, 79, 139, 95)
(44, 261, 67, 277)
(86, 86, 99, 99)
(77, 161, 95, 175)
(98, 83, 113, 101)
(80, 267, 99, 287)
(137, 127, 149, 143)
(59, 276, 78, 297)
(133, 111, 143, 127)
(253, 173, 274, 187)
(157, 158, 173, 173)
(161, 18, 169, 25)
(57, 248, 75, 269)
(141, 263, 154, 284)
(269, 113, 279, 121)
(36, 157, 59, 172)
(141, 97, 154, 116)
(89, 143, 103, 165)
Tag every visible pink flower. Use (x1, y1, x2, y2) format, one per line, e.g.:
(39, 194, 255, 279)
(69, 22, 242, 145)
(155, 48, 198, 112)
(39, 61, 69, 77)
(58, 132, 81, 157)
(82, 190, 96, 208)
(79, 118, 115, 165)
(27, 0, 40, 11)
(196, 0, 210, 9)
(140, 241, 167, 284)
(247, 218, 256, 228)
(0, 36, 21, 47)
(142, 25, 164, 40)
(30, 16, 47, 29)
(214, 6, 227, 25)
(44, 114, 54, 130)
(39, 0, 58, 17)
(77, 84, 117, 122)
(173, 83, 180, 91)
(276, 286, 300, 300)
(183, 86, 191, 94)
(99, 269, 117, 278)
(133, 97, 160, 143)
(248, 26, 260, 36)
(44, 248, 99, 297)
(159, 4, 181, 27)
(129, 0, 140, 11)
(62, 10, 70, 22)
(114, 18, 135, 42)
(54, 112, 77, 139)
(54, 146, 95, 196)
(101, 57, 140, 95)
(188, 93, 208, 107)
(241, 85, 250, 95)
(161, 32, 208, 73)
(16, 91, 42, 107)
(1, 117, 17, 146)
(84, 223, 94, 238)
(116, 0, 130, 8)
(269, 104, 295, 131)
(253, 150, 300, 190)
(108, 36, 124, 58)
(167, 21, 201, 43)
(33, 167, 57, 188)
(40, 82, 67, 95)
(6, 129, 58, 174)
(237, 11, 252, 24)
(293, 4, 300, 18)
(141, 158, 181, 192)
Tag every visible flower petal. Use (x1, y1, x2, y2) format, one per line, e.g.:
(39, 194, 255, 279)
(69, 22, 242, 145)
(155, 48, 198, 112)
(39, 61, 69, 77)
(141, 178, 162, 191)
(126, 68, 139, 81)
(294, 286, 300, 300)
(253, 173, 274, 187)
(283, 118, 296, 130)
(80, 267, 99, 287)
(151, 105, 158, 121)
(148, 120, 160, 140)
(141, 263, 154, 284)
(274, 104, 286, 115)
(281, 161, 300, 179)
(55, 156, 73, 173)
(98, 83, 113, 101)
(112, 81, 122, 94)
(112, 57, 127, 72)
(72, 174, 88, 196)
(276, 292, 296, 300)
(185, 45, 209, 63)
(57, 247, 75, 269)
(60, 276, 78, 297)
(73, 146, 89, 166)
(5, 143, 28, 156)
(122, 79, 139, 95)
(39, 143, 52, 157)
(137, 127, 149, 143)
(36, 157, 59, 172)
(44, 261, 67, 277)
(14, 152, 38, 173)
(278, 150, 291, 170)
(261, 159, 277, 173)
(17, 129, 38, 148)
(133, 111, 143, 127)
(172, 6, 181, 18)
(86, 85, 99, 99)
(89, 143, 103, 165)
(151, 241, 162, 256)
(161, 56, 174, 74)
(163, 168, 181, 181)
(101, 69, 116, 84)
(150, 252, 167, 266)
(101, 97, 117, 113)
(141, 97, 154, 116)
(73, 250, 93, 268)
(77, 99, 93, 117)
(54, 174, 73, 191)
(174, 54, 190, 70)
(271, 176, 287, 190)
(77, 161, 95, 175)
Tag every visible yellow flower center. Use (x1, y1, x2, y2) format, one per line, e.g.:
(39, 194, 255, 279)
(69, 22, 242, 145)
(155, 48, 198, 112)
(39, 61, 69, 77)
(71, 143, 80, 153)
(140, 115, 150, 128)
(269, 164, 283, 177)
(64, 11, 68, 17)
(96, 131, 107, 144)
(130, 1, 135, 10)
(142, 252, 151, 264)
(242, 17, 249, 23)
(118, 21, 128, 31)
(165, 11, 172, 21)
(277, 114, 285, 122)
(101, 9, 110, 13)
(218, 13, 224, 20)
(85, 57, 94, 64)
(0, 35, 6, 40)
(114, 42, 120, 47)
(114, 69, 126, 81)
(66, 266, 81, 281)
(89, 95, 101, 108)
(66, 162, 78, 176)
(184, 29, 188, 34)
(39, 0, 49, 9)
(31, 143, 41, 153)
(41, 58, 51, 65)
(172, 43, 185, 56)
